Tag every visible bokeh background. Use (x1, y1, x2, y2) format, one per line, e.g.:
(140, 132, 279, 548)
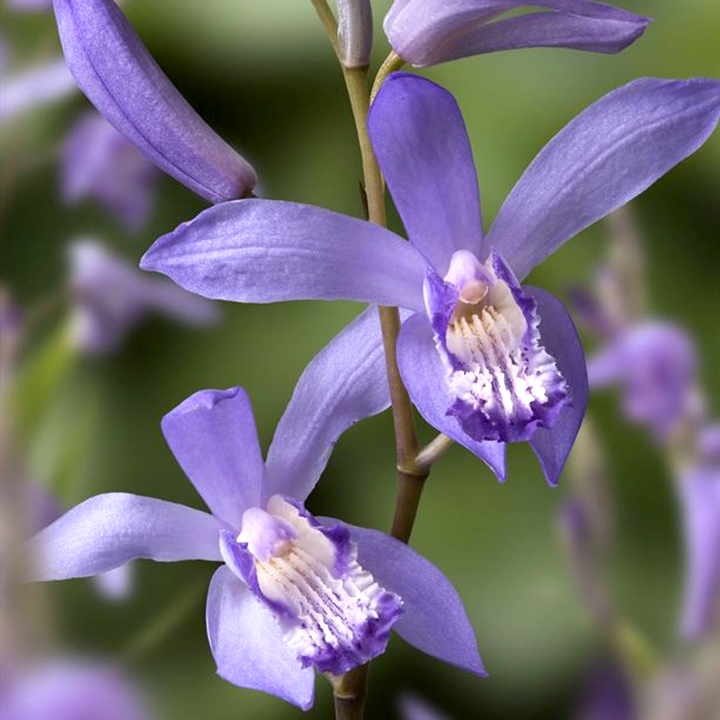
(1, 1, 719, 718)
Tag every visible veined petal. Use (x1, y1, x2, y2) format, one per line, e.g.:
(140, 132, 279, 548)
(487, 77, 720, 280)
(206, 566, 315, 710)
(53, 0, 256, 202)
(265, 307, 390, 502)
(396, 313, 506, 480)
(384, 0, 649, 67)
(141, 199, 427, 310)
(341, 521, 486, 676)
(161, 388, 265, 529)
(525, 287, 588, 486)
(25, 493, 222, 581)
(368, 73, 483, 274)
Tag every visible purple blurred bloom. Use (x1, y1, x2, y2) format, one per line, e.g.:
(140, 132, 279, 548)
(53, 0, 257, 202)
(0, 58, 76, 123)
(678, 465, 720, 642)
(399, 692, 453, 720)
(141, 74, 720, 484)
(588, 323, 698, 441)
(699, 424, 720, 465)
(573, 664, 635, 720)
(68, 240, 218, 355)
(63, 112, 159, 231)
(7, 0, 53, 11)
(25, 308, 484, 710)
(384, 0, 650, 68)
(0, 660, 150, 720)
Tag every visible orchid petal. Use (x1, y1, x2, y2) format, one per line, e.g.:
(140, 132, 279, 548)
(161, 388, 265, 529)
(525, 287, 588, 487)
(53, 0, 256, 202)
(396, 313, 506, 480)
(25, 493, 222, 581)
(265, 306, 390, 502)
(368, 73, 483, 274)
(487, 78, 720, 279)
(206, 567, 315, 710)
(141, 199, 427, 310)
(342, 521, 486, 676)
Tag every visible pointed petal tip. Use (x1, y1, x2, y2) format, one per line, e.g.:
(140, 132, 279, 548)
(162, 387, 247, 426)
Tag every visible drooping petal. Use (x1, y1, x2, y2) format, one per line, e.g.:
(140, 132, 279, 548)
(342, 521, 486, 676)
(678, 467, 720, 642)
(487, 77, 720, 280)
(368, 72, 483, 274)
(385, 0, 650, 67)
(265, 306, 390, 502)
(525, 287, 588, 487)
(206, 567, 315, 710)
(25, 493, 222, 581)
(53, 0, 257, 202)
(140, 199, 427, 310)
(396, 313, 506, 480)
(161, 388, 265, 529)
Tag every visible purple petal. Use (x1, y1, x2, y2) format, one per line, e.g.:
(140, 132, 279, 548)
(343, 521, 486, 676)
(368, 73, 483, 274)
(53, 0, 256, 202)
(265, 306, 390, 502)
(161, 388, 265, 530)
(396, 313, 506, 480)
(141, 199, 427, 310)
(94, 563, 133, 601)
(487, 77, 720, 280)
(384, 0, 650, 67)
(525, 287, 588, 487)
(25, 493, 222, 581)
(206, 566, 315, 710)
(678, 466, 720, 642)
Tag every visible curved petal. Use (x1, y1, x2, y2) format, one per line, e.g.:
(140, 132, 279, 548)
(525, 287, 588, 486)
(25, 493, 222, 581)
(487, 77, 720, 280)
(206, 567, 315, 710)
(340, 521, 485, 676)
(53, 0, 256, 202)
(141, 199, 427, 311)
(396, 314, 506, 480)
(384, 0, 650, 67)
(368, 73, 483, 274)
(265, 306, 390, 502)
(161, 388, 265, 529)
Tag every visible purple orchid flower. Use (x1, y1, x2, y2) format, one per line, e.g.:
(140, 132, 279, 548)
(588, 323, 699, 441)
(140, 73, 720, 485)
(24, 308, 484, 710)
(52, 0, 257, 203)
(68, 240, 218, 355)
(62, 112, 159, 231)
(0, 660, 150, 720)
(384, 0, 650, 67)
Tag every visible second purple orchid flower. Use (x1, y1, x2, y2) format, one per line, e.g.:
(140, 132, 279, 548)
(140, 72, 720, 487)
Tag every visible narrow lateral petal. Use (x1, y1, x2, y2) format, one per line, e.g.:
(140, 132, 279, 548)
(342, 522, 486, 676)
(206, 567, 315, 710)
(25, 493, 222, 581)
(525, 287, 588, 487)
(141, 199, 427, 310)
(396, 313, 507, 480)
(265, 306, 390, 502)
(53, 0, 256, 202)
(385, 0, 649, 67)
(161, 388, 265, 529)
(368, 73, 483, 274)
(487, 77, 720, 280)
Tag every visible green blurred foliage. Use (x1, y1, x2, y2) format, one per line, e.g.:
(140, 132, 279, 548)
(1, 1, 719, 718)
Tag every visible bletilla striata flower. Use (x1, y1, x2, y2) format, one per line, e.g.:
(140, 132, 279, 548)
(63, 112, 159, 231)
(141, 74, 720, 485)
(68, 240, 218, 355)
(52, 0, 257, 203)
(24, 309, 484, 710)
(383, 0, 651, 67)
